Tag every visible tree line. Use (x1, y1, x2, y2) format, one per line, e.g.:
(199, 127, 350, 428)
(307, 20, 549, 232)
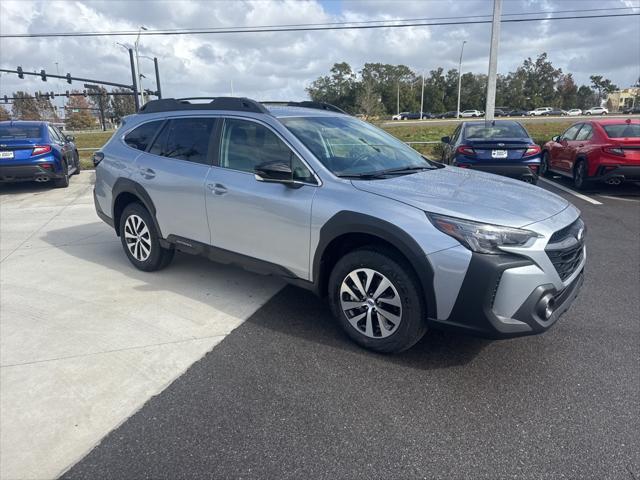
(0, 87, 136, 129)
(306, 53, 628, 116)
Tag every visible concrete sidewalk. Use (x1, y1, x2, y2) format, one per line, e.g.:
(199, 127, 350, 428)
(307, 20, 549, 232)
(0, 175, 283, 479)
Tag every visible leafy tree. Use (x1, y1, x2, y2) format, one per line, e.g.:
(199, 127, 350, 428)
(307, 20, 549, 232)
(356, 79, 384, 118)
(589, 75, 618, 104)
(110, 87, 136, 124)
(576, 85, 597, 109)
(0, 106, 10, 121)
(521, 53, 563, 108)
(306, 62, 358, 112)
(556, 74, 578, 109)
(65, 91, 96, 130)
(35, 95, 59, 121)
(11, 92, 40, 120)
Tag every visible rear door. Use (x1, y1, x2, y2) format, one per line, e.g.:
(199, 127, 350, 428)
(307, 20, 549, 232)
(204, 117, 317, 280)
(134, 116, 216, 244)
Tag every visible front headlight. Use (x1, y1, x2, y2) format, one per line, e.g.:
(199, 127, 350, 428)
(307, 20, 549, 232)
(427, 213, 541, 254)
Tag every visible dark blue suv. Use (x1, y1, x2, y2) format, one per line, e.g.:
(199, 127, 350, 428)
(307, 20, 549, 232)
(0, 121, 80, 188)
(440, 120, 542, 184)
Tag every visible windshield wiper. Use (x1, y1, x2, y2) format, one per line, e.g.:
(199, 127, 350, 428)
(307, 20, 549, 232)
(337, 165, 433, 179)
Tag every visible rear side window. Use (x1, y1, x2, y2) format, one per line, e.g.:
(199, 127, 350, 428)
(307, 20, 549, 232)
(575, 124, 593, 141)
(0, 125, 42, 140)
(124, 121, 163, 151)
(148, 117, 216, 164)
(603, 124, 640, 138)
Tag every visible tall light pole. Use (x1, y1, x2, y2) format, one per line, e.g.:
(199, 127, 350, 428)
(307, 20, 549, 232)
(420, 70, 426, 119)
(140, 55, 162, 99)
(456, 40, 467, 119)
(134, 26, 147, 106)
(484, 0, 503, 121)
(397, 81, 400, 115)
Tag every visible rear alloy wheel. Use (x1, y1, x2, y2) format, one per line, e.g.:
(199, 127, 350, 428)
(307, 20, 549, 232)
(540, 152, 551, 177)
(53, 160, 69, 188)
(573, 160, 587, 190)
(329, 248, 427, 353)
(119, 203, 174, 271)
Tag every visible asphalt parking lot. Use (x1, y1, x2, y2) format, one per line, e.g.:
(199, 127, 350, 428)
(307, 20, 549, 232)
(1, 173, 639, 480)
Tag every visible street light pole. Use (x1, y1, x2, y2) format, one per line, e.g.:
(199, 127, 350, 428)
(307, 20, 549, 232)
(456, 40, 467, 119)
(134, 26, 147, 106)
(484, 0, 503, 121)
(420, 71, 425, 119)
(397, 81, 400, 115)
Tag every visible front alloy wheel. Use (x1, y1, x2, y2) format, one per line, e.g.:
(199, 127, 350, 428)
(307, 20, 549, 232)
(340, 268, 402, 339)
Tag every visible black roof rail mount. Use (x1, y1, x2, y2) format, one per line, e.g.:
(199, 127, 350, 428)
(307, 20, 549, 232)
(261, 101, 347, 114)
(139, 97, 269, 114)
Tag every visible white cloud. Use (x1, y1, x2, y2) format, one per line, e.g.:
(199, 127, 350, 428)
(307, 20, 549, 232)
(0, 0, 638, 106)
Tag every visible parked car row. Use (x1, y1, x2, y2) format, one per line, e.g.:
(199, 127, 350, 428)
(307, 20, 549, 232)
(438, 117, 640, 189)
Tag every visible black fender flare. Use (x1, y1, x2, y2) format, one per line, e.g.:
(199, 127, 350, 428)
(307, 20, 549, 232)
(111, 178, 163, 237)
(313, 211, 437, 319)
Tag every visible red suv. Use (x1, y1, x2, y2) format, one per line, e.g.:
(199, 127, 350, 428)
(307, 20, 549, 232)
(541, 119, 640, 189)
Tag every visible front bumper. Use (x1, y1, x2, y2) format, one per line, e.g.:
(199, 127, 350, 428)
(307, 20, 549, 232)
(428, 251, 584, 339)
(0, 164, 64, 183)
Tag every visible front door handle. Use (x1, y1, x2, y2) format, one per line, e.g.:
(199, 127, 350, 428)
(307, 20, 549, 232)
(139, 168, 156, 179)
(207, 183, 228, 195)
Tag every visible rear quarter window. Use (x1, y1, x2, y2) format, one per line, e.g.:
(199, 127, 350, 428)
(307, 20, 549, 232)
(124, 121, 164, 151)
(0, 125, 42, 140)
(603, 124, 640, 138)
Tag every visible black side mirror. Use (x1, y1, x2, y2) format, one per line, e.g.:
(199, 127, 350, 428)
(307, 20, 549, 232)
(254, 161, 300, 187)
(441, 136, 451, 144)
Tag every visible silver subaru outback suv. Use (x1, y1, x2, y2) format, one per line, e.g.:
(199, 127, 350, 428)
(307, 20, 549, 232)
(93, 97, 585, 353)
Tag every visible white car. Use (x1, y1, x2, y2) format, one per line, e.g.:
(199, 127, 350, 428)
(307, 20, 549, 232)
(392, 112, 408, 121)
(460, 109, 483, 118)
(584, 106, 608, 115)
(566, 109, 582, 116)
(528, 107, 553, 116)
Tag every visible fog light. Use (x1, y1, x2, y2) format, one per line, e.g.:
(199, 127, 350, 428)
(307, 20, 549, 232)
(537, 293, 555, 320)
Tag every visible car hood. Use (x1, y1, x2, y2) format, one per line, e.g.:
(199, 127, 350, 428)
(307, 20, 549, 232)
(351, 166, 569, 228)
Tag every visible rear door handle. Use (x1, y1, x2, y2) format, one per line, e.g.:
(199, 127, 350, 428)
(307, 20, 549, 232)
(207, 183, 228, 195)
(139, 168, 155, 179)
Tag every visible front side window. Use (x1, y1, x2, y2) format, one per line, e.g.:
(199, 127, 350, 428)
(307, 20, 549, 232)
(149, 117, 216, 164)
(219, 118, 314, 183)
(124, 120, 163, 151)
(561, 124, 583, 141)
(281, 115, 433, 177)
(575, 124, 593, 141)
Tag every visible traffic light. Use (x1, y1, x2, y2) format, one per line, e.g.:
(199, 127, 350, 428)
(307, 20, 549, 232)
(66, 73, 72, 84)
(3, 95, 7, 104)
(82, 90, 87, 97)
(17, 66, 24, 79)
(35, 91, 40, 99)
(65, 90, 70, 98)
(40, 69, 47, 81)
(50, 92, 55, 99)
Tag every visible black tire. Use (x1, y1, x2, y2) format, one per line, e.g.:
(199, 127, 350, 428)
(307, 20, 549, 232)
(540, 151, 551, 177)
(586, 112, 591, 115)
(119, 202, 174, 272)
(73, 151, 81, 175)
(328, 248, 427, 353)
(53, 159, 69, 188)
(573, 160, 587, 190)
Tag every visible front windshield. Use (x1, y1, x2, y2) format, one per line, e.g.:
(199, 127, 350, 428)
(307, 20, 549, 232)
(280, 115, 431, 177)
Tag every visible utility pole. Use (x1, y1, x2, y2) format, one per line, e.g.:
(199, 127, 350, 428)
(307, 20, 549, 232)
(456, 40, 467, 119)
(396, 81, 400, 115)
(153, 57, 162, 99)
(484, 0, 502, 121)
(128, 48, 140, 111)
(420, 71, 425, 119)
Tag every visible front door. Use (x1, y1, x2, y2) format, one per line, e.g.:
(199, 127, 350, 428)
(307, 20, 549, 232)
(134, 116, 216, 244)
(204, 118, 317, 280)
(551, 123, 583, 173)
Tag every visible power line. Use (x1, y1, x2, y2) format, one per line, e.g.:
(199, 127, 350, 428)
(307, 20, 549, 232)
(1, 10, 638, 38)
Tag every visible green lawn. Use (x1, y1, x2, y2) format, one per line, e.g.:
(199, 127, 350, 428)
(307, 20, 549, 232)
(73, 120, 574, 169)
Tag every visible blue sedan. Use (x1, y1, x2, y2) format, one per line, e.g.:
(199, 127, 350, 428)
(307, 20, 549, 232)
(440, 120, 542, 184)
(0, 120, 80, 188)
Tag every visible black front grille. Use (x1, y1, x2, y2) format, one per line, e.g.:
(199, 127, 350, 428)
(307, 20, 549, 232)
(546, 218, 586, 281)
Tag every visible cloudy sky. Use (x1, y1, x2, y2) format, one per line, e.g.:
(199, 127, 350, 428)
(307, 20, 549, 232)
(0, 0, 639, 105)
